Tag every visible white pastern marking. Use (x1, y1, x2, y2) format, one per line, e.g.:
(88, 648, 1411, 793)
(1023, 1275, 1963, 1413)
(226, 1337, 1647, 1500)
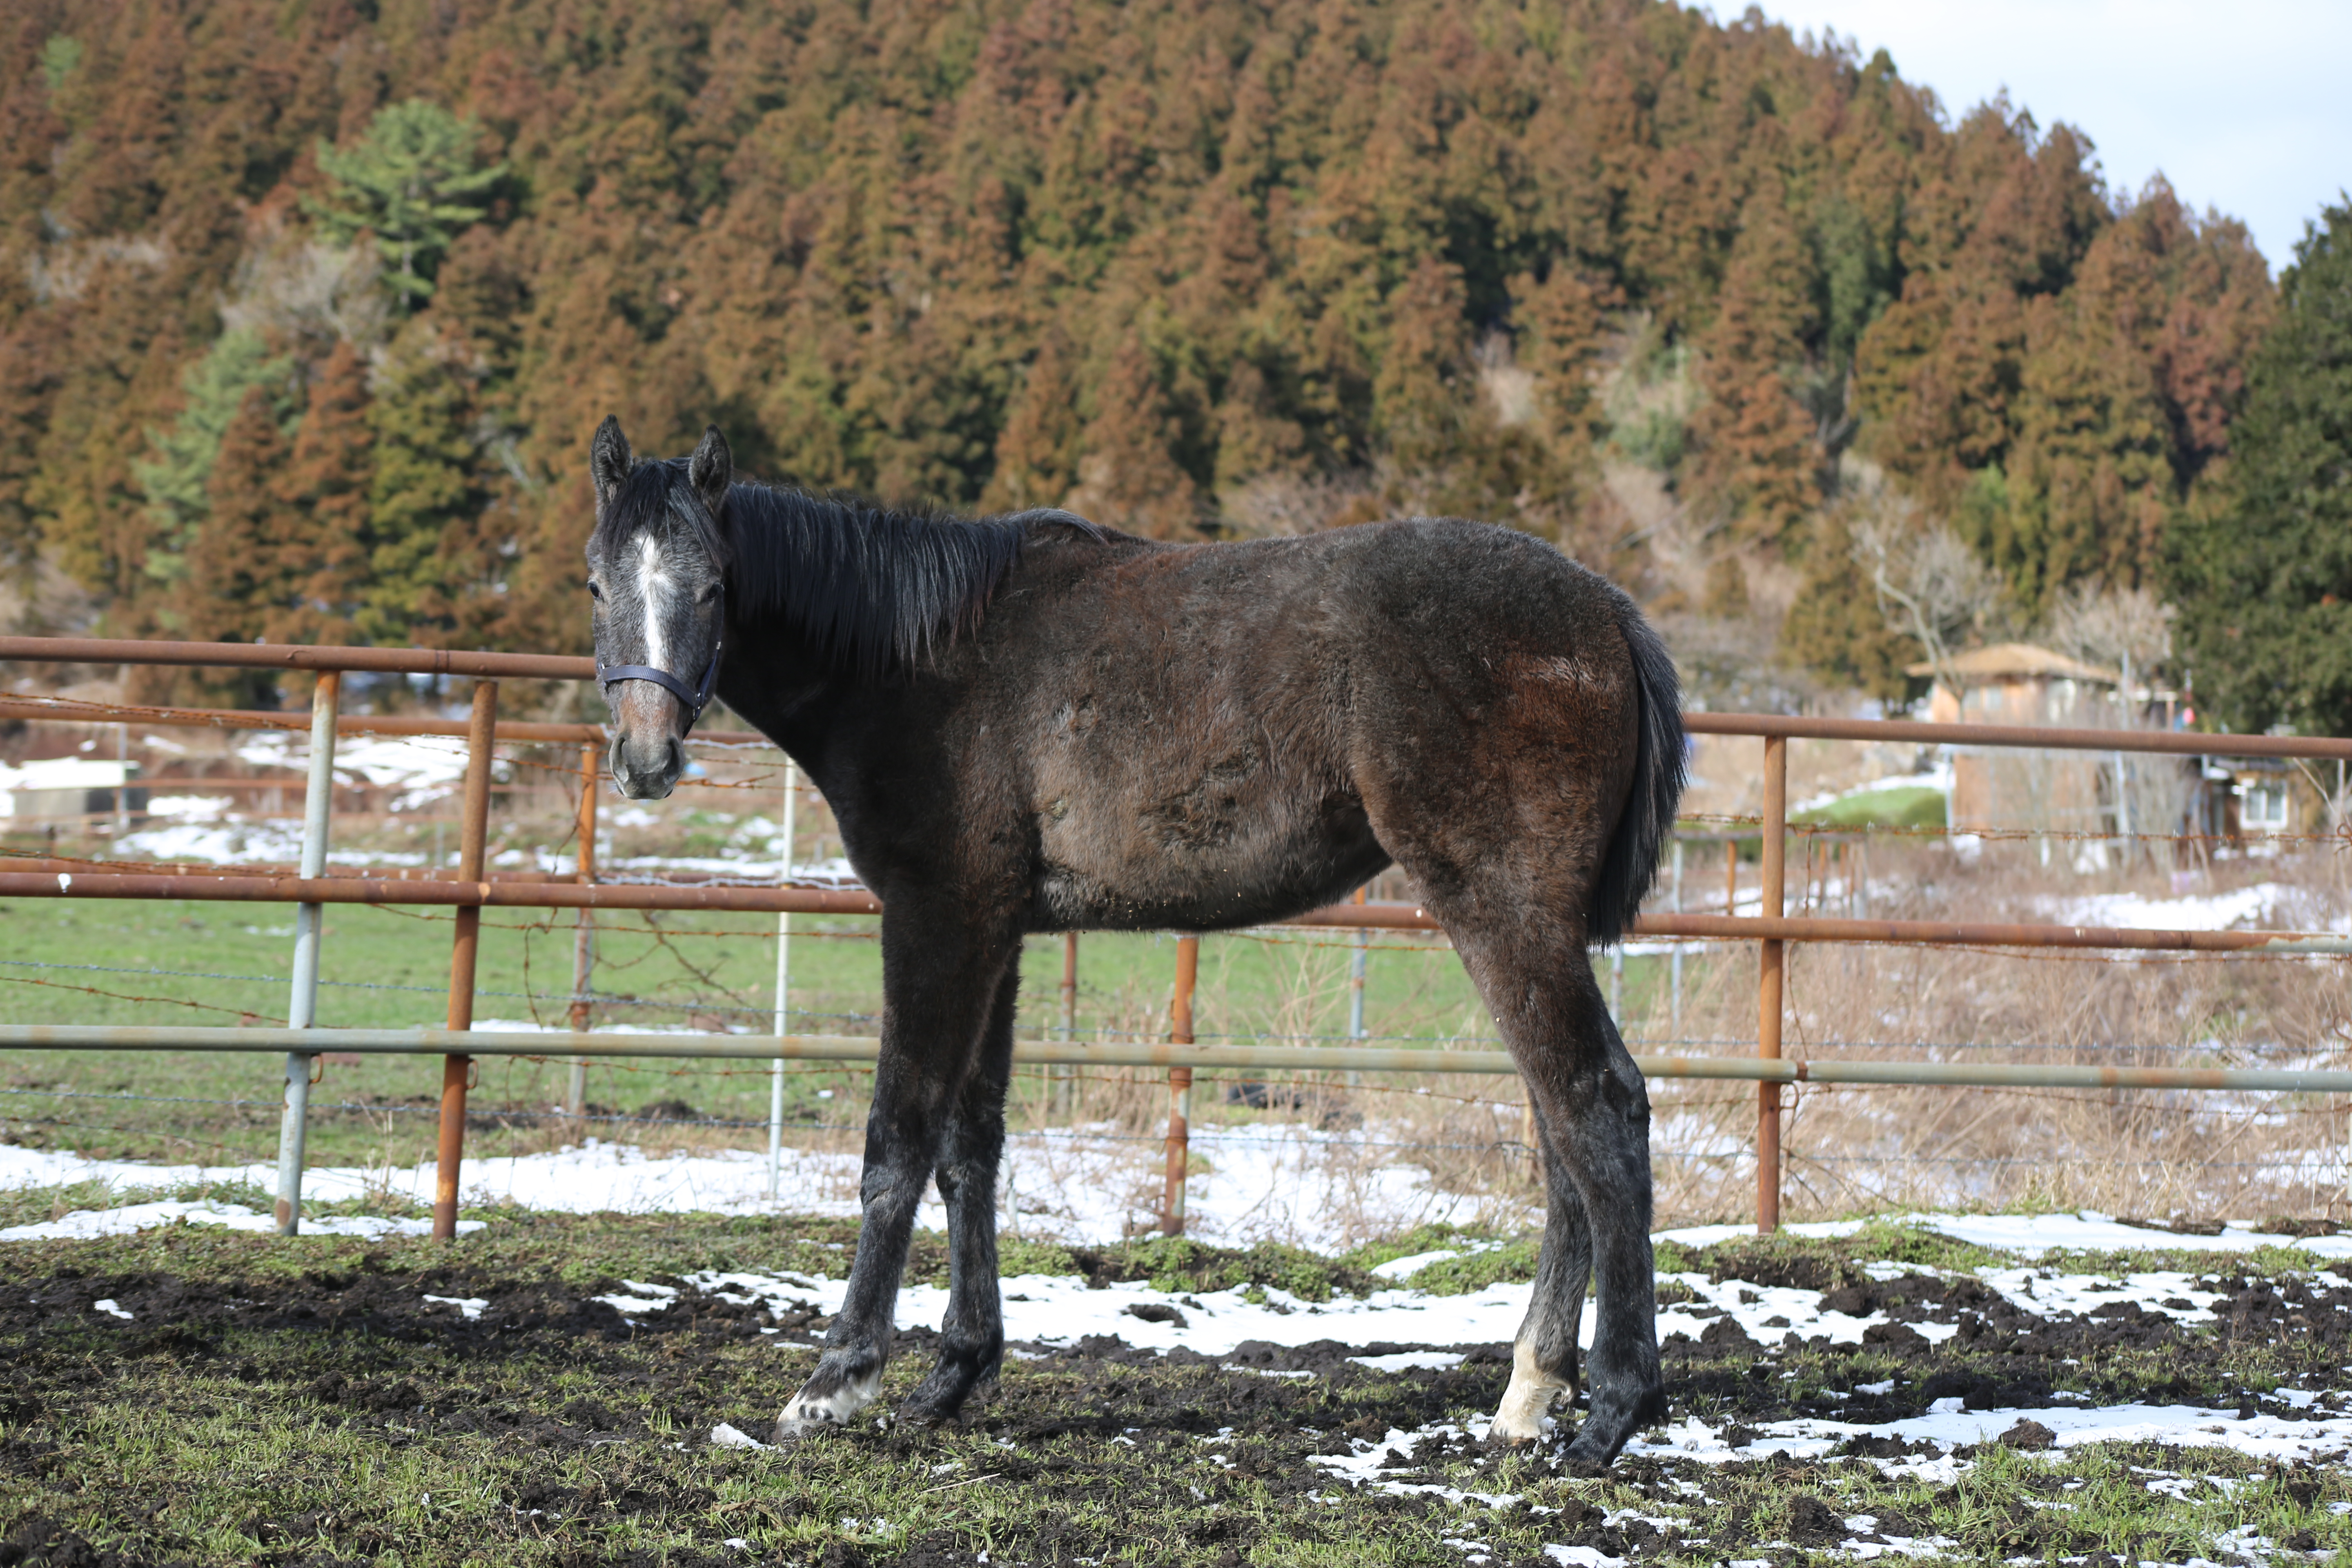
(635, 533, 672, 673)
(1489, 1336, 1569, 1443)
(779, 1368, 884, 1433)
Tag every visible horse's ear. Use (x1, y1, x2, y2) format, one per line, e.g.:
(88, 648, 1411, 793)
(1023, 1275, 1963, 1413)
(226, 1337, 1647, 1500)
(590, 416, 632, 508)
(688, 425, 732, 514)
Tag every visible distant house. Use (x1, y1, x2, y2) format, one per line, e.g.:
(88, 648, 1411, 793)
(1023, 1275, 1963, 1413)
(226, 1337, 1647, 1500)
(0, 756, 145, 821)
(1908, 644, 2123, 836)
(1913, 644, 2121, 728)
(2222, 758, 2326, 841)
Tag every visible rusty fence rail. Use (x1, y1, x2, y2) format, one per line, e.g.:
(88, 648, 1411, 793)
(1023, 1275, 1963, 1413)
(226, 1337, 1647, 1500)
(6, 633, 2352, 1237)
(11, 1025, 2352, 1098)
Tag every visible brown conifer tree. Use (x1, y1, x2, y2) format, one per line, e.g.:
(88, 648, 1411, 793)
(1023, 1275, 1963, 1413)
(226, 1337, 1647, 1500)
(981, 331, 1083, 514)
(185, 385, 298, 702)
(269, 339, 371, 644)
(1066, 338, 1198, 538)
(1692, 189, 1820, 542)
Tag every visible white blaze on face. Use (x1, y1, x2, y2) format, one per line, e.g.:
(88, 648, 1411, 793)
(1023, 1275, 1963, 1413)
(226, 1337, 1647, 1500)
(635, 532, 672, 672)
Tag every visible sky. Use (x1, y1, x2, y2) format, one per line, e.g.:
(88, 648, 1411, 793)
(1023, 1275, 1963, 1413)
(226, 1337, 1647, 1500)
(1757, 0, 2352, 271)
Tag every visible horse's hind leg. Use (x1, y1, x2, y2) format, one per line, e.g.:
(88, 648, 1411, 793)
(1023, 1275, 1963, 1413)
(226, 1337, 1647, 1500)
(1452, 927, 1662, 1463)
(902, 954, 1020, 1425)
(1491, 1109, 1593, 1442)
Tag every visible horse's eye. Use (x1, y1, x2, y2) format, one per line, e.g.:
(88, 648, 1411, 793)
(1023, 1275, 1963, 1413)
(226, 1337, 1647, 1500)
(587, 580, 603, 599)
(699, 584, 722, 604)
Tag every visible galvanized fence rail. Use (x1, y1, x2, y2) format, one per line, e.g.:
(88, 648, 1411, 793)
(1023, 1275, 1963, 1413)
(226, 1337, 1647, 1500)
(5, 634, 2351, 1238)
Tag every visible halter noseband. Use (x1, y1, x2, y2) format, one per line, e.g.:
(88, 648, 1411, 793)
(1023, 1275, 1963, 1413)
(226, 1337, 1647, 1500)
(598, 636, 724, 735)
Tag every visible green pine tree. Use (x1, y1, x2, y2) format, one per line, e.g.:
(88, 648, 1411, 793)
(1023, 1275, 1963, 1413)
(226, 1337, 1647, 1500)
(360, 323, 488, 644)
(306, 100, 505, 307)
(2168, 201, 2352, 735)
(130, 328, 294, 587)
(183, 386, 300, 706)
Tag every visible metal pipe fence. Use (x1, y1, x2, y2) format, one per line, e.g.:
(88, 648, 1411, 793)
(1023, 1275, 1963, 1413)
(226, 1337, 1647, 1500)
(4, 633, 2351, 1237)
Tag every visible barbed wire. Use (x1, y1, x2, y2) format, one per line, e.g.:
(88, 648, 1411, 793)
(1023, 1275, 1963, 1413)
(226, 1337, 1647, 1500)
(4, 949, 2341, 1066)
(1681, 811, 2352, 851)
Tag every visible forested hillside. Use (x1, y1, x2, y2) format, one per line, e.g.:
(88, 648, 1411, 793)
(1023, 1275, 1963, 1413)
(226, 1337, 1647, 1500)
(0, 0, 2276, 704)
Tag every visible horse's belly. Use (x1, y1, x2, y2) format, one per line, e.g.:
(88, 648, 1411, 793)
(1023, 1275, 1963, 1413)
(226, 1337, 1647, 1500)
(1028, 788, 1385, 932)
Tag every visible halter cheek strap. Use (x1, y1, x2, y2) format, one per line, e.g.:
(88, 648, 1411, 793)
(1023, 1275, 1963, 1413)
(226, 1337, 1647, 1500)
(598, 636, 724, 735)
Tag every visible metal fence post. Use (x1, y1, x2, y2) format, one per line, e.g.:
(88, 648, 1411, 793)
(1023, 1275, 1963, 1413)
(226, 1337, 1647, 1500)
(1161, 934, 1198, 1235)
(1669, 837, 1684, 1041)
(568, 739, 597, 1119)
(1055, 931, 1078, 1111)
(768, 760, 799, 1203)
(433, 678, 497, 1242)
(274, 670, 339, 1236)
(1757, 735, 1787, 1234)
(1348, 885, 1369, 1040)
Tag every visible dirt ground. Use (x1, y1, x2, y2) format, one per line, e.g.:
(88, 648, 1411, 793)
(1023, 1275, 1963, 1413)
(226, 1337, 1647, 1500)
(2, 1215, 2350, 1566)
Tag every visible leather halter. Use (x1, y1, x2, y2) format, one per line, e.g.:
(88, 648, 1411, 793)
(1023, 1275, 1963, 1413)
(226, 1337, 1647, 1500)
(597, 636, 724, 735)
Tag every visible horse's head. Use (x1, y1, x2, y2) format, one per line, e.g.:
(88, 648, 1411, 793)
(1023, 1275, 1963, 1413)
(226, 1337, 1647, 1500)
(584, 416, 733, 799)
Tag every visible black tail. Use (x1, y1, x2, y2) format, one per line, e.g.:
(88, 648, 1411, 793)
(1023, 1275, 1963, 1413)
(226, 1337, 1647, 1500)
(1588, 595, 1686, 947)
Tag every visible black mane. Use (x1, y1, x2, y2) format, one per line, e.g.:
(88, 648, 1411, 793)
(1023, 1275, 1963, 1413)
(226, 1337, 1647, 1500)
(723, 483, 1095, 678)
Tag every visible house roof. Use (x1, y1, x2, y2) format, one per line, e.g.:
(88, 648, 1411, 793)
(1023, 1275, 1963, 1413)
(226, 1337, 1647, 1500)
(1903, 642, 2120, 685)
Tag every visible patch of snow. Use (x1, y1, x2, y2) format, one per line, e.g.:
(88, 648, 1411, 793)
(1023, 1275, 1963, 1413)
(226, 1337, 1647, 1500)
(422, 1294, 487, 1320)
(144, 795, 228, 820)
(688, 1267, 1537, 1358)
(0, 1194, 479, 1242)
(1543, 1548, 1624, 1568)
(2041, 882, 2290, 933)
(1630, 1401, 2352, 1468)
(1350, 1351, 1466, 1372)
(1659, 1209, 2352, 1260)
(0, 1121, 1527, 1254)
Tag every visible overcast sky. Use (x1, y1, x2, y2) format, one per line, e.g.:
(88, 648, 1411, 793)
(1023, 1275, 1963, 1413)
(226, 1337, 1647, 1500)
(1755, 0, 2352, 272)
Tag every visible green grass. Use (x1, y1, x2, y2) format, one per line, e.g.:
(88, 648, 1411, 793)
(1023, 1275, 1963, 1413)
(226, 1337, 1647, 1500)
(1792, 784, 1948, 833)
(0, 891, 1717, 1173)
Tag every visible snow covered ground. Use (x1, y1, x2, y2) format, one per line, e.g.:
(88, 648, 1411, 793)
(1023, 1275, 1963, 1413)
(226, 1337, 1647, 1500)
(16, 1128, 2352, 1522)
(0, 1122, 1518, 1252)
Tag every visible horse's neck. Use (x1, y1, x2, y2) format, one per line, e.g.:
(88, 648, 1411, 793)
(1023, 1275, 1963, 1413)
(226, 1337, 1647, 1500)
(715, 605, 860, 766)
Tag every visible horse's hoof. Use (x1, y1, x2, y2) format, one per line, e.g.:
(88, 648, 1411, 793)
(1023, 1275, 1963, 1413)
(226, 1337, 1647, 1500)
(898, 1381, 970, 1429)
(773, 1398, 856, 1443)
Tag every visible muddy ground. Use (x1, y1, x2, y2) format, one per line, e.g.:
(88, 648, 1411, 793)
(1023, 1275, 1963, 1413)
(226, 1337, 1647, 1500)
(2, 1216, 2349, 1566)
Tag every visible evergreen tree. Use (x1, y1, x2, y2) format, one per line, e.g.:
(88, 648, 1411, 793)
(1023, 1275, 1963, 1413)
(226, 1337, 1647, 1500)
(982, 332, 1083, 513)
(1066, 339, 1198, 539)
(360, 321, 489, 644)
(1374, 257, 1476, 472)
(1692, 190, 1820, 541)
(0, 0, 2286, 668)
(306, 100, 505, 307)
(270, 339, 372, 644)
(1780, 510, 1925, 706)
(131, 329, 293, 586)
(184, 385, 298, 702)
(2168, 202, 2352, 735)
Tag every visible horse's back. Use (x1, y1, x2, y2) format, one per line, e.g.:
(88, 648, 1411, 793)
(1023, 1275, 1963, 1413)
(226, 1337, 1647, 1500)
(1005, 516, 1644, 932)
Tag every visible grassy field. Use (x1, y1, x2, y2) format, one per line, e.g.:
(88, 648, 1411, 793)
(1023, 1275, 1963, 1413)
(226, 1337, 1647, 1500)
(0, 1212, 2346, 1566)
(1, 891, 1688, 1174)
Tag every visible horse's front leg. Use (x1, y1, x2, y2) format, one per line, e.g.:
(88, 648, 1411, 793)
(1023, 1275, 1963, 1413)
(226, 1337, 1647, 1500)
(777, 909, 1017, 1439)
(902, 951, 1020, 1425)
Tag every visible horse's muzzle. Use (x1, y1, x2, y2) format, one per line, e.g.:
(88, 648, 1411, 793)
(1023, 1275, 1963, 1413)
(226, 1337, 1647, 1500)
(608, 684, 688, 798)
(610, 728, 683, 799)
